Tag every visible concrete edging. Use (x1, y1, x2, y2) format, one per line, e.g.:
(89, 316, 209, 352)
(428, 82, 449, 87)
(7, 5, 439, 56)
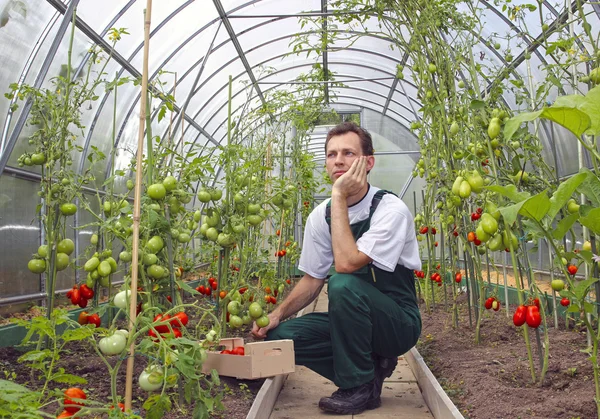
(245, 298, 318, 419)
(405, 347, 465, 419)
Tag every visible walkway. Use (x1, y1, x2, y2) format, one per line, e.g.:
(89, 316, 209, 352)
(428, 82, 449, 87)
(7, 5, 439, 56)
(269, 284, 434, 419)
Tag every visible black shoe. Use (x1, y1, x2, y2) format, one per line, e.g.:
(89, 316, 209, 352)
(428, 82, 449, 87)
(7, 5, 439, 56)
(366, 355, 398, 410)
(318, 380, 375, 415)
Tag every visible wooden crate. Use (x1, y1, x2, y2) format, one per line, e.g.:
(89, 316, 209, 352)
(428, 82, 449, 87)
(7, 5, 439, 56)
(201, 337, 295, 380)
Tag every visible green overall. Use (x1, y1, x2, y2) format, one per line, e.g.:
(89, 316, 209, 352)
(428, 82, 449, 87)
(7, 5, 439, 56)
(266, 190, 421, 389)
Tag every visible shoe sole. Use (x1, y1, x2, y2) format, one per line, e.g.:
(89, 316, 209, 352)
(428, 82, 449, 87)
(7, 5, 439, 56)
(319, 402, 368, 415)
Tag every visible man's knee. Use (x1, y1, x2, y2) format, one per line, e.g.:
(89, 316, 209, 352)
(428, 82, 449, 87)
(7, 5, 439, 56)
(265, 321, 294, 341)
(328, 273, 363, 300)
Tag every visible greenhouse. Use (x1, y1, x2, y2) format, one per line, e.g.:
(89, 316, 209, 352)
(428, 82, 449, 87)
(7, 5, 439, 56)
(0, 0, 599, 417)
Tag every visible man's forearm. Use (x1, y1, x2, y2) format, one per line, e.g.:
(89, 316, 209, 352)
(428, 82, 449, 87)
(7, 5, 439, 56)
(272, 275, 324, 321)
(330, 192, 363, 272)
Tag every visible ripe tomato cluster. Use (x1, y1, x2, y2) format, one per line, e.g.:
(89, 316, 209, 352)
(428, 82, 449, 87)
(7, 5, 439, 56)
(470, 207, 483, 221)
(418, 226, 437, 235)
(414, 270, 425, 278)
(66, 284, 94, 308)
(485, 296, 501, 311)
(57, 387, 86, 417)
(196, 276, 218, 296)
(77, 311, 101, 328)
(148, 312, 188, 340)
(220, 346, 245, 356)
(513, 300, 542, 328)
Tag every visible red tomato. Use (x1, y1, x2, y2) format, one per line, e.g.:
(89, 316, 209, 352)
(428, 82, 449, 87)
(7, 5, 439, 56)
(560, 297, 570, 307)
(474, 238, 482, 246)
(197, 285, 206, 295)
(419, 226, 429, 234)
(171, 312, 189, 328)
(77, 311, 89, 325)
(276, 229, 281, 236)
(434, 241, 439, 247)
(467, 232, 476, 242)
(87, 313, 101, 328)
(153, 314, 171, 333)
(79, 284, 94, 300)
(219, 291, 227, 299)
(476, 207, 483, 214)
(57, 411, 74, 418)
(484, 297, 495, 310)
(286, 279, 291, 284)
(232, 346, 245, 356)
(454, 273, 462, 283)
(533, 298, 541, 310)
(567, 265, 578, 275)
(270, 296, 277, 304)
(211, 281, 218, 290)
(78, 298, 88, 309)
(453, 231, 459, 237)
(111, 402, 125, 412)
(285, 241, 292, 247)
(513, 305, 527, 326)
(431, 227, 437, 235)
(64, 387, 86, 413)
(264, 286, 272, 295)
(70, 289, 81, 305)
(525, 305, 541, 328)
(220, 349, 232, 354)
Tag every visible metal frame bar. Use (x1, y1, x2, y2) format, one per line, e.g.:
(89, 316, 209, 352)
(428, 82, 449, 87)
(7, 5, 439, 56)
(321, 0, 330, 104)
(0, 0, 80, 177)
(212, 0, 267, 107)
(382, 51, 409, 116)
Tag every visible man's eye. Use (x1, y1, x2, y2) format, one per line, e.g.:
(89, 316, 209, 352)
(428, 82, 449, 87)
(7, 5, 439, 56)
(346, 151, 354, 156)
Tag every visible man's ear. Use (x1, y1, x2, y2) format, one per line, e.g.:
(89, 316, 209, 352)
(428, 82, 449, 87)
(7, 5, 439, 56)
(366, 155, 375, 172)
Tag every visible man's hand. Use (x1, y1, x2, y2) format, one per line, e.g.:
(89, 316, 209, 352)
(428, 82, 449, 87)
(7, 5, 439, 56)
(332, 156, 367, 199)
(251, 312, 280, 339)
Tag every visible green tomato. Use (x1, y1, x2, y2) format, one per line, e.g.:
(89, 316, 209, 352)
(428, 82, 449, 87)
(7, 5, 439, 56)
(229, 315, 243, 329)
(488, 121, 501, 139)
(55, 253, 69, 271)
(466, 170, 484, 193)
(199, 223, 209, 236)
(583, 241, 592, 252)
(30, 153, 46, 165)
(57, 239, 75, 256)
(480, 213, 498, 235)
(60, 203, 77, 216)
(86, 274, 96, 288)
(567, 199, 580, 214)
(147, 264, 165, 279)
(234, 193, 245, 204)
(551, 279, 565, 292)
(206, 211, 220, 227)
(256, 315, 270, 328)
(210, 189, 223, 201)
(90, 234, 99, 245)
(84, 257, 100, 272)
(242, 314, 252, 326)
(177, 233, 191, 243)
(247, 215, 263, 226)
(247, 203, 261, 214)
(227, 301, 241, 315)
(103, 201, 112, 214)
(217, 233, 235, 247)
(449, 122, 459, 136)
(99, 333, 127, 356)
(197, 189, 211, 203)
(37, 245, 49, 258)
(28, 258, 46, 274)
(457, 80, 465, 88)
(99, 275, 111, 287)
(114, 290, 131, 309)
(97, 260, 112, 277)
(451, 176, 463, 196)
(119, 251, 132, 263)
(147, 184, 167, 200)
(205, 227, 218, 241)
(487, 233, 504, 252)
(232, 224, 246, 234)
(162, 176, 177, 191)
(143, 253, 158, 266)
(146, 236, 164, 253)
(139, 366, 163, 392)
(126, 179, 135, 190)
(458, 180, 471, 199)
(193, 210, 201, 222)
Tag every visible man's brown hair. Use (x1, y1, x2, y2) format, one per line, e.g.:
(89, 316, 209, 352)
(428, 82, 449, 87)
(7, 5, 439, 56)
(325, 122, 374, 156)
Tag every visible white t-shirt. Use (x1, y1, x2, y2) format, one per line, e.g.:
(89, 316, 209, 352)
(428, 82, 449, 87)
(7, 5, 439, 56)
(298, 185, 422, 279)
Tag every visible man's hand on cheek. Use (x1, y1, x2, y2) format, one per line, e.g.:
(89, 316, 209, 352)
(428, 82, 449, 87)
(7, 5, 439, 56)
(332, 157, 367, 198)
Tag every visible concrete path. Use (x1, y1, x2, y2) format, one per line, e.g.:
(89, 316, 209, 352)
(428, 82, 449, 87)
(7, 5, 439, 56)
(269, 285, 434, 419)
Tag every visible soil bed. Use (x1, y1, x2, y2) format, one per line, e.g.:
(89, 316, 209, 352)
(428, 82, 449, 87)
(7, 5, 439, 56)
(418, 297, 597, 419)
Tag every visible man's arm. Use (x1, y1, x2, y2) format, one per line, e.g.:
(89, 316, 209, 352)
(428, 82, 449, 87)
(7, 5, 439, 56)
(330, 192, 372, 273)
(251, 273, 325, 339)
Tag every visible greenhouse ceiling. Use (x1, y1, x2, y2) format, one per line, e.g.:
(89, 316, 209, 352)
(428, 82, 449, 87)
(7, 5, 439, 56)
(0, 0, 599, 184)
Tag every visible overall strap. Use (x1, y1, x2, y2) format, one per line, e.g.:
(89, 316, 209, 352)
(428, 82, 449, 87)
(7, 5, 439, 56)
(325, 189, 396, 232)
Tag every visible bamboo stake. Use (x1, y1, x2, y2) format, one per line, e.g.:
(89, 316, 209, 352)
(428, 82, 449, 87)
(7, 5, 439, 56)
(125, 0, 152, 411)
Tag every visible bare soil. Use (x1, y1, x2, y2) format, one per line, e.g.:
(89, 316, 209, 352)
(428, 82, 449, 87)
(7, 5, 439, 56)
(418, 296, 597, 419)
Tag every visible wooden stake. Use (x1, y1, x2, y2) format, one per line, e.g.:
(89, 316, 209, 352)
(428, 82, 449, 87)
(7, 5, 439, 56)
(125, 0, 152, 411)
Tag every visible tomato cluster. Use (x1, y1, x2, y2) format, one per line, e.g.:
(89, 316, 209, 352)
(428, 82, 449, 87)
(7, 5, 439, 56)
(414, 270, 425, 278)
(484, 296, 501, 311)
(77, 311, 101, 328)
(196, 276, 218, 296)
(148, 312, 188, 340)
(60, 387, 86, 416)
(220, 346, 245, 356)
(513, 300, 541, 328)
(66, 284, 94, 308)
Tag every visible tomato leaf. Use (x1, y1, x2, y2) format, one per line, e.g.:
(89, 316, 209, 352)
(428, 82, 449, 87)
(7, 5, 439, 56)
(576, 168, 600, 207)
(579, 85, 600, 135)
(547, 172, 587, 221)
(504, 110, 543, 141)
(485, 184, 530, 202)
(518, 190, 550, 221)
(48, 369, 87, 385)
(470, 99, 485, 109)
(579, 206, 600, 235)
(567, 304, 580, 313)
(584, 301, 597, 315)
(573, 278, 599, 303)
(144, 394, 171, 419)
(61, 326, 94, 342)
(498, 201, 525, 226)
(193, 403, 209, 419)
(551, 212, 579, 241)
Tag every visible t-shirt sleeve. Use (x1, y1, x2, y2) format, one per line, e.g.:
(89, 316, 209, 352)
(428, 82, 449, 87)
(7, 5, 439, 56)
(356, 199, 411, 272)
(298, 207, 333, 279)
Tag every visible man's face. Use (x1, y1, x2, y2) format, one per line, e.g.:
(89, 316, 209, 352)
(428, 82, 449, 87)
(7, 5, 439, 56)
(325, 132, 374, 183)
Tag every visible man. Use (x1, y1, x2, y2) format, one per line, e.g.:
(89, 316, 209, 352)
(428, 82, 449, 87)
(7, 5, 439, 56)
(251, 121, 421, 415)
